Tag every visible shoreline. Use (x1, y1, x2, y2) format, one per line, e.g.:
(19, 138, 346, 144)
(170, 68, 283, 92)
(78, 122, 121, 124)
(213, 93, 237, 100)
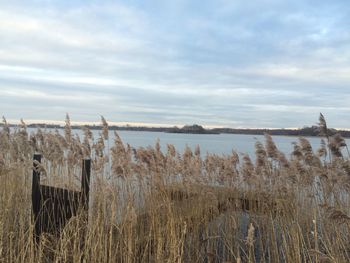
(5, 123, 350, 138)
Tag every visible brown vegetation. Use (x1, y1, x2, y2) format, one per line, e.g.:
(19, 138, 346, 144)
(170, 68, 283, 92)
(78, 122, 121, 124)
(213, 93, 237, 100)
(0, 114, 350, 262)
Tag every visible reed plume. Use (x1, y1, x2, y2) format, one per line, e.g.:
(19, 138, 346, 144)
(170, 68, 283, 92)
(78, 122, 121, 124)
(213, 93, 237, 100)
(101, 115, 109, 141)
(318, 113, 328, 138)
(0, 114, 349, 262)
(264, 133, 279, 160)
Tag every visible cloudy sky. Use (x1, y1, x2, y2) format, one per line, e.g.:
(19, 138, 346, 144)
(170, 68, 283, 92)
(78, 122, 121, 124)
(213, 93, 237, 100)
(0, 0, 350, 128)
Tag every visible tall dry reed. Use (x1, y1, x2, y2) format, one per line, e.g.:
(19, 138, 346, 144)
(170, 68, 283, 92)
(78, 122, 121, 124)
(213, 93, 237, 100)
(0, 114, 349, 262)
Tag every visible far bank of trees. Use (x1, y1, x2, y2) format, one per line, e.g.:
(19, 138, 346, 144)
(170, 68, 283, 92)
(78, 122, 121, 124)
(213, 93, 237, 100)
(2, 123, 350, 137)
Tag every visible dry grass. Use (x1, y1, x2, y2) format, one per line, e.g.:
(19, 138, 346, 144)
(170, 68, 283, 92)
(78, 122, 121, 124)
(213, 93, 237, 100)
(1, 114, 350, 262)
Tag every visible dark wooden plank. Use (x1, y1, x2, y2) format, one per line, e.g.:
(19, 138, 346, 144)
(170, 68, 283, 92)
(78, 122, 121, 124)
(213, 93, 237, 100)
(40, 185, 81, 203)
(32, 155, 92, 240)
(32, 154, 42, 241)
(81, 159, 91, 210)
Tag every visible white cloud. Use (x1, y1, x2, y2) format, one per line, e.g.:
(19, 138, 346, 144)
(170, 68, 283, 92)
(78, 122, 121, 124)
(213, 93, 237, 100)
(0, 0, 350, 128)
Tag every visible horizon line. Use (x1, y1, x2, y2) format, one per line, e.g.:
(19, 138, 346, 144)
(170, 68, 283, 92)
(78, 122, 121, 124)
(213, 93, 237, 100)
(3, 118, 350, 131)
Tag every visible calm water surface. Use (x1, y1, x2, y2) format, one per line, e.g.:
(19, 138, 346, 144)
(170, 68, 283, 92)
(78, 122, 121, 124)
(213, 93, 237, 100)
(115, 131, 350, 157)
(75, 130, 350, 157)
(28, 128, 349, 157)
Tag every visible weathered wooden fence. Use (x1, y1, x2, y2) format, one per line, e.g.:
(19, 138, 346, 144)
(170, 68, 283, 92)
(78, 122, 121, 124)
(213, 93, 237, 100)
(32, 154, 91, 240)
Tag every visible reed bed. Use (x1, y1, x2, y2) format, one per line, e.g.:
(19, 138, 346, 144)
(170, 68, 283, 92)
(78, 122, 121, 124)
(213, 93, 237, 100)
(0, 114, 350, 263)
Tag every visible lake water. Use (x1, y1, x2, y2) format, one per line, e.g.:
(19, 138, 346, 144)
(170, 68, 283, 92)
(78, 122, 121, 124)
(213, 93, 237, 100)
(58, 129, 350, 158)
(114, 131, 311, 157)
(27, 128, 349, 158)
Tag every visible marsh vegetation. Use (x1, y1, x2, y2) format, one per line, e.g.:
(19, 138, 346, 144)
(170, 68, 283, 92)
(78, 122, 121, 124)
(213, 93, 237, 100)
(0, 114, 350, 262)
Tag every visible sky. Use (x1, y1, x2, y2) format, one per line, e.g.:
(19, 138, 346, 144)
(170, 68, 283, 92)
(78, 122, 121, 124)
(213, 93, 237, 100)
(0, 0, 350, 128)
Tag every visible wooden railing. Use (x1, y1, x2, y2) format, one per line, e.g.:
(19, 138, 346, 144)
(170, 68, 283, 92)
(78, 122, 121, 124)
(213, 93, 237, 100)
(31, 154, 91, 240)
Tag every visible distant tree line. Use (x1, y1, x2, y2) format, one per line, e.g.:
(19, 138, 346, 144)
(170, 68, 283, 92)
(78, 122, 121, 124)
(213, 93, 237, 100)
(2, 123, 350, 138)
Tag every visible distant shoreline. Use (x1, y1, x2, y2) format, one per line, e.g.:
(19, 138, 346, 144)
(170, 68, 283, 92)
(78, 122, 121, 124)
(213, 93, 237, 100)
(4, 123, 350, 138)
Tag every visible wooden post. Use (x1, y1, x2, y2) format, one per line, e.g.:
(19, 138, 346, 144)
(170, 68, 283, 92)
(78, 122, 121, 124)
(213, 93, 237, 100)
(81, 159, 91, 211)
(32, 154, 42, 241)
(32, 155, 91, 240)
